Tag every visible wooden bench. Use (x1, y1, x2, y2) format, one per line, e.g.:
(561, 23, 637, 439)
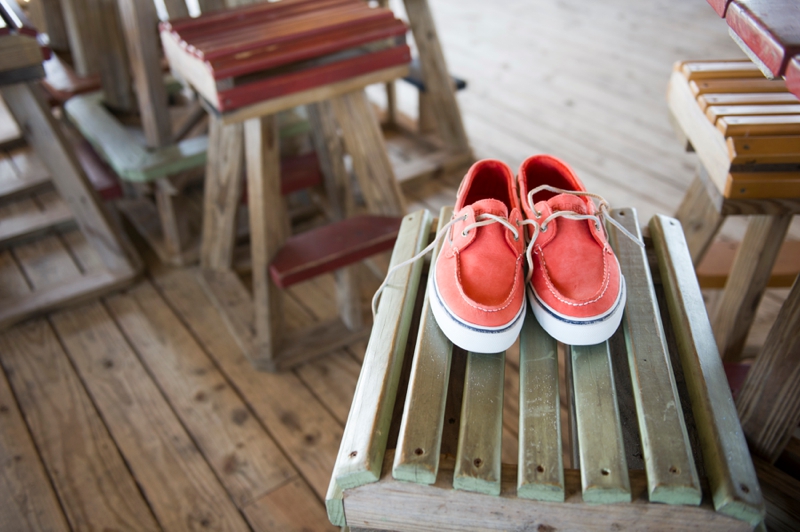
(668, 59, 800, 361)
(326, 207, 765, 531)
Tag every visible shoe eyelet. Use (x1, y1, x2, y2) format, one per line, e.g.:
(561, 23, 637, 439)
(461, 230, 469, 237)
(534, 210, 541, 218)
(540, 224, 548, 233)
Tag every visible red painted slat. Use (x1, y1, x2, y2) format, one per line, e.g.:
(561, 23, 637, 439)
(163, 0, 357, 35)
(209, 20, 406, 80)
(726, 0, 800, 76)
(215, 44, 410, 111)
(269, 215, 402, 288)
(707, 0, 734, 17)
(786, 55, 800, 100)
(280, 152, 322, 196)
(191, 6, 390, 61)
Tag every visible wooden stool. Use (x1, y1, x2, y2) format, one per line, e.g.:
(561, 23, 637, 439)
(0, 2, 140, 328)
(326, 207, 765, 531)
(667, 59, 800, 361)
(62, 0, 211, 266)
(162, 0, 413, 371)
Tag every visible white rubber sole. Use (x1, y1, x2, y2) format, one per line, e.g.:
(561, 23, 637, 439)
(430, 275, 526, 353)
(528, 275, 627, 346)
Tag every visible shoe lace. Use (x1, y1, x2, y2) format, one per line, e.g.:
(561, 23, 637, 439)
(522, 185, 644, 283)
(371, 212, 521, 317)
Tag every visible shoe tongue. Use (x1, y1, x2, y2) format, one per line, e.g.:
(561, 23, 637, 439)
(471, 198, 509, 218)
(546, 193, 589, 215)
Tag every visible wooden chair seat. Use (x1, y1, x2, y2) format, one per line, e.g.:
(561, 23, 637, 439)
(326, 208, 765, 531)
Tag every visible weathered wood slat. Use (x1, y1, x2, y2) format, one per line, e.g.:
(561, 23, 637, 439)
(2, 83, 140, 274)
(453, 350, 504, 495)
(711, 214, 791, 360)
(727, 135, 800, 165)
(517, 313, 563, 501)
(0, 320, 160, 531)
(106, 283, 302, 508)
(698, 92, 799, 110)
(50, 302, 251, 532)
(609, 208, 701, 505)
(65, 93, 208, 183)
(649, 213, 765, 525)
(679, 59, 762, 80)
(328, 210, 431, 524)
(725, 0, 800, 77)
(343, 452, 751, 532)
(153, 267, 346, 500)
(737, 276, 800, 463)
(571, 341, 631, 503)
(393, 207, 453, 484)
(269, 215, 402, 288)
(0, 363, 70, 531)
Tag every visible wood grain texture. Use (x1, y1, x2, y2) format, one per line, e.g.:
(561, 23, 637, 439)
(736, 276, 800, 462)
(403, 0, 471, 153)
(0, 320, 160, 531)
(610, 208, 701, 505)
(0, 364, 70, 532)
(725, 0, 800, 76)
(106, 283, 299, 509)
(93, 0, 133, 111)
(753, 456, 800, 532)
(711, 213, 791, 360)
(453, 350, 504, 496)
(571, 341, 631, 503)
(201, 116, 244, 270)
(517, 313, 563, 501)
(330, 89, 406, 216)
(649, 214, 765, 525)
(116, 0, 172, 148)
(393, 209, 453, 484)
(58, 0, 100, 76)
(1, 83, 139, 274)
(50, 302, 250, 532)
(152, 267, 346, 499)
(342, 452, 751, 532)
(244, 113, 287, 366)
(674, 174, 725, 264)
(331, 210, 431, 502)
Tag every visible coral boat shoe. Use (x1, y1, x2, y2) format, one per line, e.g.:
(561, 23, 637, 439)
(517, 155, 626, 346)
(431, 160, 527, 353)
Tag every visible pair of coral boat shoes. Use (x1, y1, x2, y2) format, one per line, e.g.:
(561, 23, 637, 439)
(429, 155, 627, 353)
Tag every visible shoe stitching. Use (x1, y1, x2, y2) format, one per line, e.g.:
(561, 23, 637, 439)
(453, 248, 523, 313)
(536, 246, 611, 307)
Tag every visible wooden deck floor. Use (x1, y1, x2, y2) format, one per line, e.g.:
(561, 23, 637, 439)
(1, 0, 797, 530)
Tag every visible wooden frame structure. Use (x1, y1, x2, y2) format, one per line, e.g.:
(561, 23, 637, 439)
(0, 7, 140, 328)
(327, 207, 765, 531)
(667, 60, 800, 361)
(378, 0, 474, 186)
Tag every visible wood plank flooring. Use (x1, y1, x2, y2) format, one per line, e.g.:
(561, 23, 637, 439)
(0, 0, 797, 530)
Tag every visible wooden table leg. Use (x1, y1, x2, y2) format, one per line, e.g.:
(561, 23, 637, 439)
(675, 174, 725, 265)
(403, 0, 471, 154)
(330, 89, 405, 217)
(737, 276, 800, 463)
(308, 101, 362, 331)
(200, 116, 244, 270)
(712, 214, 792, 361)
(245, 114, 287, 368)
(0, 82, 139, 275)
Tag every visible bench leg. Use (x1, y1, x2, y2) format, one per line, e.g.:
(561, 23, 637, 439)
(712, 214, 791, 361)
(155, 178, 184, 261)
(330, 89, 405, 217)
(674, 174, 725, 265)
(308, 100, 363, 331)
(200, 116, 244, 270)
(403, 0, 470, 154)
(245, 114, 288, 367)
(737, 276, 800, 463)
